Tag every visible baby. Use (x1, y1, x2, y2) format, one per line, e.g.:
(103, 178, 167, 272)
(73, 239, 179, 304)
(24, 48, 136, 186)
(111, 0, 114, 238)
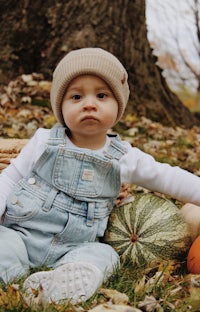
(0, 48, 200, 305)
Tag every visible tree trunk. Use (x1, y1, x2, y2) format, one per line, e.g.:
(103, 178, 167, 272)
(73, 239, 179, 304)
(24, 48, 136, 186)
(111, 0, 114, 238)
(0, 0, 198, 127)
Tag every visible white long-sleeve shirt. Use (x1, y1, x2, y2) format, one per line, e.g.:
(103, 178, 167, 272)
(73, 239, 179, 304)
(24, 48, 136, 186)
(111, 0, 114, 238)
(0, 127, 200, 216)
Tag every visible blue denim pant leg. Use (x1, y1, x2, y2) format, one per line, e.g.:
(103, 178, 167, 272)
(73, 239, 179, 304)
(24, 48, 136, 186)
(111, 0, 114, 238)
(0, 226, 29, 283)
(53, 242, 120, 281)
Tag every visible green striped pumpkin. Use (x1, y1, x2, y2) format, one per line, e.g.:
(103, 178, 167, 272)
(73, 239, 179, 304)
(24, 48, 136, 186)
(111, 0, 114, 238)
(103, 193, 192, 267)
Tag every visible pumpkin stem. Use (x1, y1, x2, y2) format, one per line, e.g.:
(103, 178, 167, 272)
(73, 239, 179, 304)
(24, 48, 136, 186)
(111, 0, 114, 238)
(130, 233, 139, 244)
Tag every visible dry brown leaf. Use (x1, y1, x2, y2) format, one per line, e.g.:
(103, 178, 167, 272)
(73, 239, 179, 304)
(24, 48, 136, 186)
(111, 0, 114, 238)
(98, 288, 129, 305)
(188, 286, 200, 311)
(0, 284, 21, 308)
(138, 295, 163, 312)
(88, 302, 141, 312)
(134, 275, 146, 294)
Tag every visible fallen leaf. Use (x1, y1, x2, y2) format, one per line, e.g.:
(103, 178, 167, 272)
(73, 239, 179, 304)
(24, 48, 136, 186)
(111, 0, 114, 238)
(98, 288, 129, 304)
(138, 295, 163, 312)
(88, 302, 141, 312)
(134, 275, 146, 293)
(184, 274, 200, 311)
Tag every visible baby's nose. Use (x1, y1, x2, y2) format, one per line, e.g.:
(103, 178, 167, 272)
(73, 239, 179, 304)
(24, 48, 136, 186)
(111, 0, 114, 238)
(83, 97, 97, 110)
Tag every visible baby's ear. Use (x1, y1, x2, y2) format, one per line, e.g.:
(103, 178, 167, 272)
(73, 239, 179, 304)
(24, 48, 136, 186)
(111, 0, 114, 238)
(180, 203, 200, 241)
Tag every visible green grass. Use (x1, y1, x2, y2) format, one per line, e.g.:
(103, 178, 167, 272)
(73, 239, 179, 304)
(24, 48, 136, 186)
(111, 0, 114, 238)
(0, 259, 196, 312)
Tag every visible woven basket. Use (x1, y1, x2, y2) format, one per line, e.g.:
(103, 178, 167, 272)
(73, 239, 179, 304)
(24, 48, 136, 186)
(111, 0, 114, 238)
(0, 139, 28, 172)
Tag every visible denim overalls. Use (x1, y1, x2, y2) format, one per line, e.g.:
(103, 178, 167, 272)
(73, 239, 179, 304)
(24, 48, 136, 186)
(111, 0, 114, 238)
(0, 124, 127, 283)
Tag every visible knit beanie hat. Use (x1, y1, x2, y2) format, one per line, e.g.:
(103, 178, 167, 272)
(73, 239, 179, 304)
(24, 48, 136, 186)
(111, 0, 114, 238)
(50, 47, 130, 125)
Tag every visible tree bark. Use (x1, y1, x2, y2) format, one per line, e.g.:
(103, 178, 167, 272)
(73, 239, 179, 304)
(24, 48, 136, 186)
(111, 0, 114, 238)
(0, 0, 199, 127)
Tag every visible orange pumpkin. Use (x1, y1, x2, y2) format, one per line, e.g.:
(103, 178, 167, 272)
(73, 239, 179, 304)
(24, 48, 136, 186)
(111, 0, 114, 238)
(187, 236, 200, 274)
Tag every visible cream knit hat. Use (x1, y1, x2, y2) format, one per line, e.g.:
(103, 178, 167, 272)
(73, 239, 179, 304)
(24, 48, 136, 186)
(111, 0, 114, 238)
(50, 47, 130, 125)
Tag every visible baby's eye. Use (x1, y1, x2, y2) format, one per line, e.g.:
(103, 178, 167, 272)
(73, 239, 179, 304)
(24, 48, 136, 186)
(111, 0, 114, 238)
(97, 93, 107, 99)
(72, 94, 81, 100)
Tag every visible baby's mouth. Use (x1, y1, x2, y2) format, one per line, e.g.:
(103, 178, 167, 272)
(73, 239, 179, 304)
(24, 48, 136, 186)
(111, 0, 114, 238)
(81, 115, 98, 122)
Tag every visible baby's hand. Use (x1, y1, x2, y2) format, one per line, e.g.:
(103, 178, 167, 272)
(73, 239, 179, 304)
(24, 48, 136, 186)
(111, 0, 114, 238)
(180, 203, 200, 241)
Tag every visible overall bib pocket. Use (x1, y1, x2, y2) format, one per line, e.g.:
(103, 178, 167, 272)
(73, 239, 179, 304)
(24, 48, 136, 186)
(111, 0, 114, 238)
(53, 149, 113, 198)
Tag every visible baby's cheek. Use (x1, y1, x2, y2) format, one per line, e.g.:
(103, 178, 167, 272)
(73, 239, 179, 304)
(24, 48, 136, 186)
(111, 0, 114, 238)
(180, 203, 200, 241)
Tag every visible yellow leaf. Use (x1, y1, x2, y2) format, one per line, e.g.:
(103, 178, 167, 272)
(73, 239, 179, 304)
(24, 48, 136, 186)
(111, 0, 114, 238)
(98, 288, 129, 304)
(188, 287, 200, 311)
(88, 303, 141, 312)
(134, 275, 146, 293)
(0, 288, 7, 306)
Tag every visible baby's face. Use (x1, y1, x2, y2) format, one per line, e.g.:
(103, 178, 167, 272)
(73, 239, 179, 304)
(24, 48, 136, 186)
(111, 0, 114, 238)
(61, 75, 118, 147)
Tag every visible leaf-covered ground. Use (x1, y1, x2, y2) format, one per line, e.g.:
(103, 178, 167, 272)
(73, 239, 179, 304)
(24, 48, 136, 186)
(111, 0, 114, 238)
(1, 74, 200, 311)
(0, 74, 54, 139)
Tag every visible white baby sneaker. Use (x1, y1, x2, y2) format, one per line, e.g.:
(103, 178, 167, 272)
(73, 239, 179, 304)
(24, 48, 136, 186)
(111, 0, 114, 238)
(23, 262, 103, 305)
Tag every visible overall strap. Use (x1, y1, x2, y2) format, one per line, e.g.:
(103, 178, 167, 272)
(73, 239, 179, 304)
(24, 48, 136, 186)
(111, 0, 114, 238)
(48, 123, 66, 146)
(104, 134, 127, 160)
